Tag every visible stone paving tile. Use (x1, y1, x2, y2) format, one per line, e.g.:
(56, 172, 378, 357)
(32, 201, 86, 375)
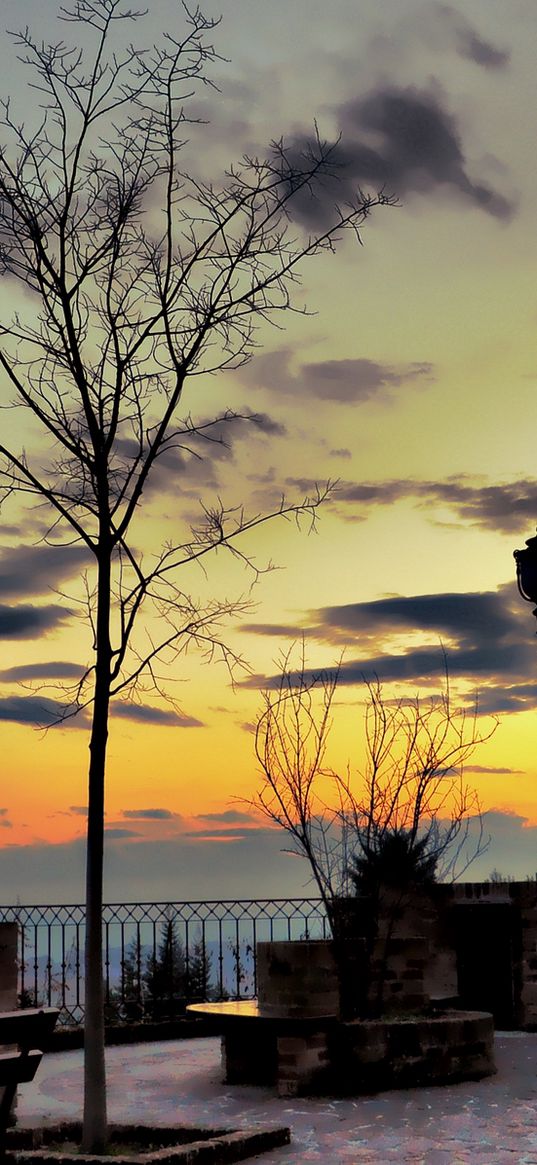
(16, 1033, 537, 1164)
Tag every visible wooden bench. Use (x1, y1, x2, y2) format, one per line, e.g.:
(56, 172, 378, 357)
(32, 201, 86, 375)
(0, 1008, 59, 1155)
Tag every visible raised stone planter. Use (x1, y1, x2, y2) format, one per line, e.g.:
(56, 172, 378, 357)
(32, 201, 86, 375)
(6, 1122, 291, 1164)
(328, 1009, 496, 1094)
(190, 938, 497, 1098)
(254, 940, 496, 1095)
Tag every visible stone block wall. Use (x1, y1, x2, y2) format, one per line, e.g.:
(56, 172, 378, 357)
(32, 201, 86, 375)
(256, 934, 433, 1022)
(257, 941, 340, 1018)
(254, 1010, 496, 1097)
(276, 1031, 331, 1097)
(335, 893, 435, 1015)
(334, 881, 537, 1029)
(369, 934, 430, 1014)
(328, 1010, 496, 1093)
(435, 880, 537, 1029)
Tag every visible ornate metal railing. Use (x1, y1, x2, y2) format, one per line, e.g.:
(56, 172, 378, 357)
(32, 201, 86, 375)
(0, 898, 327, 1025)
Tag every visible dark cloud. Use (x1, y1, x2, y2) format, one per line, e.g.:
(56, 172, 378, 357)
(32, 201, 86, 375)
(122, 808, 174, 820)
(466, 682, 537, 716)
(404, 477, 537, 535)
(0, 604, 73, 639)
(456, 26, 509, 68)
(464, 765, 524, 775)
(0, 661, 83, 681)
(242, 621, 309, 638)
(104, 828, 141, 839)
(330, 448, 352, 460)
(288, 84, 513, 228)
(282, 643, 528, 688)
(243, 584, 537, 714)
(243, 410, 287, 436)
(0, 695, 87, 727)
(326, 480, 404, 505)
(0, 830, 313, 904)
(279, 477, 401, 517)
(285, 474, 537, 535)
(195, 810, 258, 824)
(302, 358, 433, 403)
(111, 703, 204, 728)
(435, 5, 510, 69)
(0, 544, 88, 599)
(246, 589, 521, 656)
(114, 426, 227, 503)
(114, 433, 221, 499)
(169, 411, 284, 450)
(242, 347, 434, 404)
(317, 590, 516, 645)
(346, 85, 513, 218)
(184, 829, 247, 839)
(69, 806, 88, 815)
(0, 811, 534, 906)
(114, 409, 286, 501)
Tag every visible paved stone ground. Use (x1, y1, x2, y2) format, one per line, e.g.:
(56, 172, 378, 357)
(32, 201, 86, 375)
(16, 1032, 537, 1163)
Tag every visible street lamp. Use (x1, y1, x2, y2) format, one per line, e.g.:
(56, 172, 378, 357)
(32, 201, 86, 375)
(514, 530, 537, 621)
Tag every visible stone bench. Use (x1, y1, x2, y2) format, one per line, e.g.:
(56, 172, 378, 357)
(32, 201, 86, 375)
(186, 1001, 337, 1096)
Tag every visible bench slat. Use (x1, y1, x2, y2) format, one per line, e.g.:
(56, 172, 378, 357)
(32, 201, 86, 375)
(0, 1009, 58, 1147)
(0, 1009, 59, 1048)
(0, 1050, 42, 1087)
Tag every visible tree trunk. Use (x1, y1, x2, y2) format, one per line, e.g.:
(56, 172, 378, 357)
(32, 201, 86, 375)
(82, 546, 112, 1153)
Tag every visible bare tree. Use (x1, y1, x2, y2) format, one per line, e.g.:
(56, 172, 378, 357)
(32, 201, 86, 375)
(0, 1, 393, 1149)
(252, 651, 496, 1011)
(343, 674, 493, 886)
(253, 650, 343, 927)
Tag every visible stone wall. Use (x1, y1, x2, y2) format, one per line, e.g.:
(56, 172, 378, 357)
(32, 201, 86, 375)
(332, 894, 433, 1016)
(256, 934, 431, 1022)
(271, 1011, 495, 1097)
(257, 941, 339, 1018)
(328, 1010, 495, 1094)
(432, 880, 537, 1029)
(0, 923, 18, 1011)
(0, 922, 19, 1119)
(276, 1031, 332, 1097)
(334, 881, 537, 1029)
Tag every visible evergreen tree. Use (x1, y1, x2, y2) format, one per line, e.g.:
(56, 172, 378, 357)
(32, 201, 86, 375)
(144, 916, 186, 1019)
(120, 932, 144, 1021)
(186, 933, 213, 1001)
(350, 827, 439, 897)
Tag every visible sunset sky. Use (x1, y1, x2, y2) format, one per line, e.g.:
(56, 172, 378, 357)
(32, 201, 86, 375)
(1, 0, 537, 903)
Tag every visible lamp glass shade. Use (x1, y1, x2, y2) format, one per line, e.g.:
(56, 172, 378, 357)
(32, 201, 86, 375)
(514, 533, 537, 605)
